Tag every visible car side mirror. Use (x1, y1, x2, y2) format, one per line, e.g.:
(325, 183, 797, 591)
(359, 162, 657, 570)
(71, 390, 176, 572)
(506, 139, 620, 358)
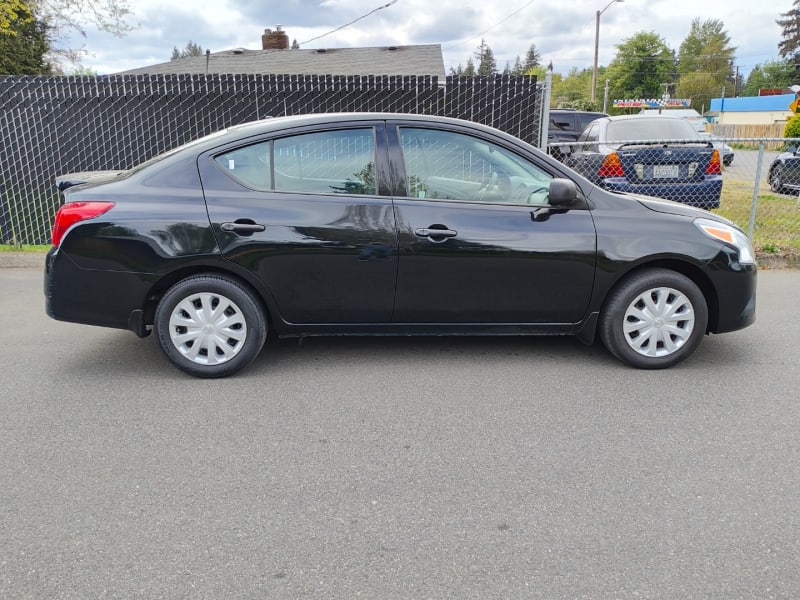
(548, 178, 578, 207)
(788, 145, 798, 154)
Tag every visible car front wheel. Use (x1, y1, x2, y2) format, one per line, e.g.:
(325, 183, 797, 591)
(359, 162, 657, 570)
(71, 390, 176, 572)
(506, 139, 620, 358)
(769, 166, 785, 194)
(599, 269, 708, 369)
(154, 274, 267, 378)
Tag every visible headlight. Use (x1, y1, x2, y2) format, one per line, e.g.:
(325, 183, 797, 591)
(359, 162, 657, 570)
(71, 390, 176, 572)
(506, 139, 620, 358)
(694, 218, 755, 265)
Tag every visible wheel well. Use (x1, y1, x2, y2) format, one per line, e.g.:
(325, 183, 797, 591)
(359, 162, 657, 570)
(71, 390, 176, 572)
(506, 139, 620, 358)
(604, 260, 719, 333)
(142, 266, 273, 328)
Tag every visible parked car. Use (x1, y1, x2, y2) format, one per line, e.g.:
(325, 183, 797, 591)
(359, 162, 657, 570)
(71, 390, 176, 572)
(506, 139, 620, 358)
(768, 146, 800, 194)
(45, 113, 756, 377)
(567, 115, 723, 209)
(699, 132, 734, 166)
(546, 109, 608, 160)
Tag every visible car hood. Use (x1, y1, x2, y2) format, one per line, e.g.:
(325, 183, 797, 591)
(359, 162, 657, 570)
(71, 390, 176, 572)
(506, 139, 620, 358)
(634, 195, 737, 226)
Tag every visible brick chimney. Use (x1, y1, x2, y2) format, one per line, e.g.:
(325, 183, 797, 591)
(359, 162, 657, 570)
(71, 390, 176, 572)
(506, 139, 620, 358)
(262, 26, 289, 50)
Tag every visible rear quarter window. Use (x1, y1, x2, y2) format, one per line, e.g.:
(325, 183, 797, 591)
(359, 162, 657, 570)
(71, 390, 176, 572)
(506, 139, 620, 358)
(215, 142, 272, 190)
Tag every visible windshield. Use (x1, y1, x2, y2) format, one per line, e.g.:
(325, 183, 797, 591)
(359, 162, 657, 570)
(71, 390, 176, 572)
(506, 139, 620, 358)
(606, 118, 699, 142)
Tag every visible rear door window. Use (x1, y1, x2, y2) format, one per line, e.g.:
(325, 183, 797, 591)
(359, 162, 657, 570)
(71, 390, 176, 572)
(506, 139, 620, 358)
(273, 129, 376, 195)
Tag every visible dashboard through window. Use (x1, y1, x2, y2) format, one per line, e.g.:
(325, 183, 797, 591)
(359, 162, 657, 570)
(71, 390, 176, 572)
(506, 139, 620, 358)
(399, 128, 553, 205)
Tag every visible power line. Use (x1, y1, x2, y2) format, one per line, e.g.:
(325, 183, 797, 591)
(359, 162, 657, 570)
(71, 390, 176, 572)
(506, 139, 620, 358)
(298, 0, 400, 46)
(443, 0, 537, 51)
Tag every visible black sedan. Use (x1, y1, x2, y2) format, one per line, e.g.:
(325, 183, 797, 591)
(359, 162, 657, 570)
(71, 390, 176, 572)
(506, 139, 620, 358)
(768, 146, 800, 194)
(45, 113, 757, 377)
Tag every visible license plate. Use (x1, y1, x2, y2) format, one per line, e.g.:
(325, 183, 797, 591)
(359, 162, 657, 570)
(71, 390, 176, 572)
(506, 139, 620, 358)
(653, 165, 679, 178)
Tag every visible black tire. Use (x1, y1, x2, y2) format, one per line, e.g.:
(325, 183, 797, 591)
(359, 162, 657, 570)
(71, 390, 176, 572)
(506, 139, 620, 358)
(154, 274, 267, 378)
(599, 269, 708, 369)
(769, 166, 784, 194)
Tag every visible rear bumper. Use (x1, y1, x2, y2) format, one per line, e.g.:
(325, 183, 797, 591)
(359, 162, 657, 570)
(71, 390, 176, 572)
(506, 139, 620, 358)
(603, 177, 722, 209)
(44, 248, 153, 333)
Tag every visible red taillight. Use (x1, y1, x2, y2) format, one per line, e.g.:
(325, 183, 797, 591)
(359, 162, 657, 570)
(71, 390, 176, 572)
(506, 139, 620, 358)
(51, 201, 115, 247)
(599, 152, 624, 177)
(706, 148, 722, 175)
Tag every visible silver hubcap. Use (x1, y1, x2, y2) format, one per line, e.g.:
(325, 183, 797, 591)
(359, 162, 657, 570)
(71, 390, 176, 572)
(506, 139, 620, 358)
(168, 292, 247, 365)
(623, 286, 695, 358)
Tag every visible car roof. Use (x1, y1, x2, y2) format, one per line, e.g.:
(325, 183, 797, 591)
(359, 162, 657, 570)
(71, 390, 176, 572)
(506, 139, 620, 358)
(213, 112, 500, 139)
(143, 112, 536, 165)
(603, 114, 687, 122)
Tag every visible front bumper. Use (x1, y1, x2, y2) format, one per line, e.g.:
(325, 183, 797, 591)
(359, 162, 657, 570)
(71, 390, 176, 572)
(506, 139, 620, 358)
(705, 247, 757, 334)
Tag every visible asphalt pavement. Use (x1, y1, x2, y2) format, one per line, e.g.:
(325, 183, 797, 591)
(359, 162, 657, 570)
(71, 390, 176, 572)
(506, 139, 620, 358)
(2, 265, 799, 599)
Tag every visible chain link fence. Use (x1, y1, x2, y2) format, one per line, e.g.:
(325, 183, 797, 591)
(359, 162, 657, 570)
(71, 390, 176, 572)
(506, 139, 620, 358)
(549, 138, 800, 258)
(2, 72, 797, 260)
(0, 74, 545, 246)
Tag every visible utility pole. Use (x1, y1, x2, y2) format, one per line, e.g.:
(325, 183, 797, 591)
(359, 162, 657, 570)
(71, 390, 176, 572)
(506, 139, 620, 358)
(591, 0, 624, 103)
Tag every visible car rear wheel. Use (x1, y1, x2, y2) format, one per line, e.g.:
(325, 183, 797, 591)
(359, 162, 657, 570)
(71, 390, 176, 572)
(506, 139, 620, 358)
(599, 269, 708, 369)
(154, 274, 267, 378)
(769, 166, 785, 194)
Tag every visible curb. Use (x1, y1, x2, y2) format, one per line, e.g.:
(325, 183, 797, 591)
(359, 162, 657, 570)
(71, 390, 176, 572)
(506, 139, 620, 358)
(0, 252, 47, 269)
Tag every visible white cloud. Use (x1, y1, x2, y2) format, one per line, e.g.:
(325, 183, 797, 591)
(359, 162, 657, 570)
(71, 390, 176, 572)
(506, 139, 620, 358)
(70, 0, 784, 77)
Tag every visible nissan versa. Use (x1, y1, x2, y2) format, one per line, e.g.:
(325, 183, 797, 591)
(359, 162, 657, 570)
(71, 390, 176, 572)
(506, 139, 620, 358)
(44, 113, 757, 377)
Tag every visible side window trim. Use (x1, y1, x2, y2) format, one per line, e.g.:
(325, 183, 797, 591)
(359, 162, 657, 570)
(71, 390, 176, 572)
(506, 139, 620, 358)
(207, 122, 392, 197)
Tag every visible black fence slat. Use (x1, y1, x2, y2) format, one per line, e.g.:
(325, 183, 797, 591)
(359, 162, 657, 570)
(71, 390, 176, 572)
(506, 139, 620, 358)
(0, 74, 543, 244)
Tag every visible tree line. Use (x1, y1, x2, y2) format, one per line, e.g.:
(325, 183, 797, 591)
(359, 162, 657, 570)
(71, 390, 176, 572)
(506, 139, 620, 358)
(450, 4, 800, 114)
(2, 0, 799, 114)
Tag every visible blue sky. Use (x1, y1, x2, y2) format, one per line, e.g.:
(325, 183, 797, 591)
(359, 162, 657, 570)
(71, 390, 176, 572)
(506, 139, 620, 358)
(68, 0, 787, 79)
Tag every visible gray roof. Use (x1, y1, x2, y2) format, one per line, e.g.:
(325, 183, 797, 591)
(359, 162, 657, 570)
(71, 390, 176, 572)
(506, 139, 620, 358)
(120, 45, 446, 79)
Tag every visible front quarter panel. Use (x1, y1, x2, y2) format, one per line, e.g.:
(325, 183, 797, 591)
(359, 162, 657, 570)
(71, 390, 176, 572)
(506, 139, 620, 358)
(587, 191, 756, 334)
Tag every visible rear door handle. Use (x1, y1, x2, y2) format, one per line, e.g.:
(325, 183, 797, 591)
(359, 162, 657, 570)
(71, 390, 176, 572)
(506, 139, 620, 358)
(415, 227, 457, 242)
(221, 220, 266, 235)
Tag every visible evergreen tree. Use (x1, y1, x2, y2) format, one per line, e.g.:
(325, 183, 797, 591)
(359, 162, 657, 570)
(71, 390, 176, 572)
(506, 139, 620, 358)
(449, 57, 476, 77)
(522, 43, 541, 70)
(474, 39, 497, 76)
(511, 55, 523, 75)
(676, 19, 736, 112)
(778, 1, 800, 75)
(170, 40, 204, 61)
(0, 1, 52, 75)
(464, 57, 476, 76)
